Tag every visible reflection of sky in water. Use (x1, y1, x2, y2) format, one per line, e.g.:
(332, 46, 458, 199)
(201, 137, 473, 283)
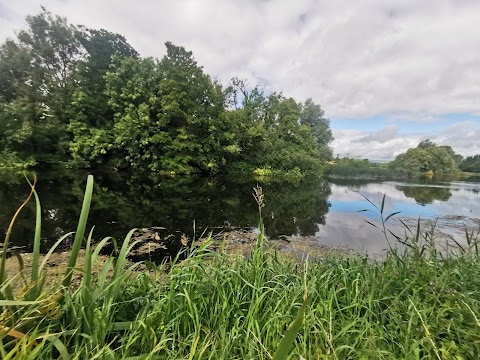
(329, 181, 480, 218)
(318, 179, 480, 256)
(330, 199, 440, 218)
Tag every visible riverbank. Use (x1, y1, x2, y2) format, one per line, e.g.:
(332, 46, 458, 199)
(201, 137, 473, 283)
(1, 228, 480, 358)
(1, 175, 480, 358)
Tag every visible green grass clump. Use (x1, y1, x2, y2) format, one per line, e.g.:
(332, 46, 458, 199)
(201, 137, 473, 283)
(324, 158, 409, 180)
(1, 177, 480, 359)
(325, 165, 409, 180)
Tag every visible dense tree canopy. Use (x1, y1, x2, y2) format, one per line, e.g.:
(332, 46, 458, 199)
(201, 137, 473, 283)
(460, 155, 480, 173)
(389, 140, 462, 175)
(0, 9, 333, 175)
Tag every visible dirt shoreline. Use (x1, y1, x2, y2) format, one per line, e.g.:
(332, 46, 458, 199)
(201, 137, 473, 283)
(393, 215, 480, 243)
(7, 213, 477, 285)
(3, 228, 355, 288)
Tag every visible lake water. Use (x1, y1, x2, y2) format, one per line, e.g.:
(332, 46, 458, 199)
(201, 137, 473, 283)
(1, 170, 479, 257)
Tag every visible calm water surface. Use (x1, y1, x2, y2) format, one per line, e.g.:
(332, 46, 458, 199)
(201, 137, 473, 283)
(1, 170, 479, 256)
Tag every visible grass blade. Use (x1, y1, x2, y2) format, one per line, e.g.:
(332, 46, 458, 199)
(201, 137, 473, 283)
(272, 296, 309, 360)
(0, 175, 36, 287)
(361, 194, 379, 212)
(63, 175, 94, 288)
(39, 232, 75, 273)
(384, 211, 401, 222)
(380, 193, 386, 215)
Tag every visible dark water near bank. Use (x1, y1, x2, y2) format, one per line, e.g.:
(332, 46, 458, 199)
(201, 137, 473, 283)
(1, 170, 479, 256)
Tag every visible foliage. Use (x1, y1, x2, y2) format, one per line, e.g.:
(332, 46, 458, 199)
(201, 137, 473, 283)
(325, 157, 408, 179)
(0, 8, 81, 162)
(0, 151, 36, 169)
(389, 139, 462, 175)
(460, 154, 480, 173)
(68, 27, 138, 167)
(224, 79, 333, 174)
(0, 9, 334, 176)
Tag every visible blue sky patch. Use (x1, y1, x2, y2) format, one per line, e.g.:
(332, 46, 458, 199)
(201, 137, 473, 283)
(331, 112, 480, 134)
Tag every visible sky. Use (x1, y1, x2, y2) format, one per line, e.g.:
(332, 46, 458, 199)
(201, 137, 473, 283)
(1, 0, 479, 160)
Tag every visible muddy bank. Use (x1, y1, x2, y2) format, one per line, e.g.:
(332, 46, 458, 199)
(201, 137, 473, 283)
(392, 215, 480, 248)
(197, 229, 354, 259)
(3, 228, 354, 289)
(3, 249, 116, 290)
(394, 215, 479, 234)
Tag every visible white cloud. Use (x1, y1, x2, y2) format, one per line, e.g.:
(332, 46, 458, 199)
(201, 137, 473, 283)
(1, 0, 480, 157)
(332, 121, 480, 160)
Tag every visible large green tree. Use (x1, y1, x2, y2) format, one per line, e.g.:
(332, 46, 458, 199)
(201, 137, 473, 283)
(390, 140, 461, 175)
(0, 8, 82, 163)
(68, 28, 138, 167)
(105, 43, 238, 173)
(224, 80, 333, 173)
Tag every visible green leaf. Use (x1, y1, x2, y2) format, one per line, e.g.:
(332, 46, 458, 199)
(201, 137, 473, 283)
(272, 296, 309, 360)
(384, 211, 401, 222)
(63, 175, 94, 288)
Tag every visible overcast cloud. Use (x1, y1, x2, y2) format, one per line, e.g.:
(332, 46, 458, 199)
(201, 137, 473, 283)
(333, 121, 480, 161)
(1, 0, 479, 159)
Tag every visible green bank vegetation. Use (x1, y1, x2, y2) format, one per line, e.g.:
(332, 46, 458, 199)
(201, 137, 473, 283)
(1, 176, 480, 358)
(325, 157, 408, 180)
(0, 8, 333, 176)
(388, 139, 480, 177)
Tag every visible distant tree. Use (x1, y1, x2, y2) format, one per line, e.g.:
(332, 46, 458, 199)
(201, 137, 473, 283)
(390, 140, 461, 175)
(460, 155, 480, 173)
(417, 139, 436, 148)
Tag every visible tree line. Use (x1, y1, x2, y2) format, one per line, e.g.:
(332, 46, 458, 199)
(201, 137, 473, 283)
(0, 8, 333, 175)
(460, 155, 480, 173)
(325, 140, 480, 179)
(389, 139, 480, 175)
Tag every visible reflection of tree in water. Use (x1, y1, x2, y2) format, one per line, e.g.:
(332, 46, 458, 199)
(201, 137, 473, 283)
(0, 170, 331, 251)
(0, 170, 88, 252)
(89, 173, 332, 239)
(399, 186, 452, 205)
(262, 179, 331, 237)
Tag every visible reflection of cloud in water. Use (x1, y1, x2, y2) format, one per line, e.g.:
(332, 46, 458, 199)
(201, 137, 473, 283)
(315, 211, 406, 257)
(330, 180, 480, 219)
(318, 179, 480, 256)
(330, 183, 418, 215)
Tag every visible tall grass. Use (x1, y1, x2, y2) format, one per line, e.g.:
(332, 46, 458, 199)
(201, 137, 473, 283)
(0, 175, 144, 358)
(1, 176, 479, 358)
